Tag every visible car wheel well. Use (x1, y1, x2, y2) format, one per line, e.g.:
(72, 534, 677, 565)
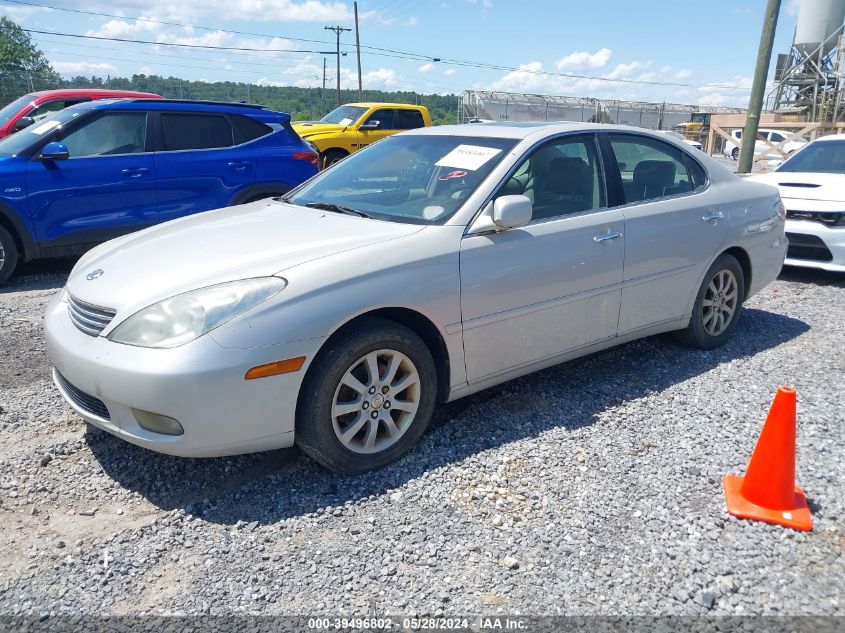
(307, 308, 451, 403)
(0, 213, 23, 261)
(321, 148, 349, 168)
(722, 246, 751, 299)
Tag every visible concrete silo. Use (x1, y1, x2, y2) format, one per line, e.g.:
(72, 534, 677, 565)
(771, 0, 845, 121)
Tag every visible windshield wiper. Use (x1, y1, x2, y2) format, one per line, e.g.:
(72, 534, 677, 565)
(304, 202, 372, 218)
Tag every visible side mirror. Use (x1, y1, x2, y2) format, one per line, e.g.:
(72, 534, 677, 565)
(492, 195, 532, 230)
(360, 120, 380, 130)
(40, 142, 69, 161)
(13, 116, 34, 132)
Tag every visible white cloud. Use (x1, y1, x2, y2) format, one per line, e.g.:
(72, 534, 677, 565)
(418, 63, 434, 73)
(53, 61, 120, 77)
(0, 5, 52, 21)
(71, 0, 352, 23)
(444, 68, 457, 76)
(603, 60, 650, 80)
(555, 48, 612, 72)
(488, 58, 750, 107)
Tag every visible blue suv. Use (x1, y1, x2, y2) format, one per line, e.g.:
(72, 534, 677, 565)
(0, 98, 319, 283)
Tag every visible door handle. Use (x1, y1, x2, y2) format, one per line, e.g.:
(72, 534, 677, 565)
(121, 168, 149, 178)
(593, 230, 622, 243)
(702, 211, 724, 223)
(227, 161, 250, 170)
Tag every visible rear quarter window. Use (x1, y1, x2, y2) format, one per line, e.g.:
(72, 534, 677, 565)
(231, 115, 272, 144)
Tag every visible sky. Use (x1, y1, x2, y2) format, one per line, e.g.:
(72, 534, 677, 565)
(1, 0, 807, 107)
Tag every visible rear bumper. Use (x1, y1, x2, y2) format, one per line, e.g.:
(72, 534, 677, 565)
(784, 220, 845, 273)
(45, 292, 322, 457)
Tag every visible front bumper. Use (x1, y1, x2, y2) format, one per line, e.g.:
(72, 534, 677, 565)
(784, 219, 845, 273)
(45, 292, 322, 457)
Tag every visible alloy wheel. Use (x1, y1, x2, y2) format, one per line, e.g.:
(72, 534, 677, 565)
(331, 349, 421, 454)
(0, 241, 4, 270)
(702, 269, 738, 336)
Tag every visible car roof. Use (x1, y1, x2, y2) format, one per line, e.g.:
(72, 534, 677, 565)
(65, 98, 290, 120)
(400, 121, 674, 140)
(28, 89, 160, 99)
(342, 102, 424, 109)
(810, 133, 845, 143)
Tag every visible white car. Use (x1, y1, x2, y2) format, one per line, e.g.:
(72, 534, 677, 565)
(748, 134, 845, 272)
(723, 128, 807, 161)
(661, 129, 702, 151)
(45, 123, 786, 473)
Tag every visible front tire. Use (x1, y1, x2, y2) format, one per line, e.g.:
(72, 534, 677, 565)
(321, 149, 348, 169)
(0, 225, 19, 285)
(296, 317, 437, 474)
(731, 147, 739, 161)
(676, 253, 745, 350)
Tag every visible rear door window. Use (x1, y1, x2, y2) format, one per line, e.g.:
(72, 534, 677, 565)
(608, 134, 696, 203)
(161, 113, 233, 151)
(396, 109, 425, 129)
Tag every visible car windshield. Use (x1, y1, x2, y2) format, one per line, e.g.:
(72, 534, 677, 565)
(0, 107, 85, 157)
(286, 134, 518, 224)
(776, 140, 845, 174)
(0, 94, 35, 127)
(320, 105, 368, 126)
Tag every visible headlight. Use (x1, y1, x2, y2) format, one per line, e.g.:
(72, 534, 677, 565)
(109, 277, 286, 348)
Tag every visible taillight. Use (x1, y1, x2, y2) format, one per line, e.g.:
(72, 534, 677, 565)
(775, 200, 786, 220)
(293, 151, 320, 169)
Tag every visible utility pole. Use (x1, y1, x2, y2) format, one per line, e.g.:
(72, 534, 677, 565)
(325, 25, 351, 106)
(321, 57, 327, 116)
(354, 2, 363, 100)
(738, 0, 782, 174)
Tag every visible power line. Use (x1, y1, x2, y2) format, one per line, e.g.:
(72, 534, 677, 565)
(11, 26, 339, 55)
(0, 0, 339, 48)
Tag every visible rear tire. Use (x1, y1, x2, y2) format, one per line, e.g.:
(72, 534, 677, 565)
(296, 317, 437, 474)
(731, 147, 739, 161)
(0, 225, 19, 285)
(675, 253, 745, 350)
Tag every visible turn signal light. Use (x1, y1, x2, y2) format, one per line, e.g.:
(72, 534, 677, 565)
(245, 356, 306, 380)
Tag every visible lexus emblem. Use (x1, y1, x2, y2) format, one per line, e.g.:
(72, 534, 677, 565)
(86, 269, 104, 281)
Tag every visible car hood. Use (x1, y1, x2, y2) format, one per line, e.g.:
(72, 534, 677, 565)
(66, 200, 424, 315)
(747, 171, 845, 202)
(292, 122, 350, 138)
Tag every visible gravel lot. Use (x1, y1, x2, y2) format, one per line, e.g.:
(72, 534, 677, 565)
(0, 258, 842, 618)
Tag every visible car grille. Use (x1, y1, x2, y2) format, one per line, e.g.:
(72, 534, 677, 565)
(55, 371, 110, 420)
(68, 295, 116, 337)
(785, 232, 833, 262)
(786, 210, 844, 226)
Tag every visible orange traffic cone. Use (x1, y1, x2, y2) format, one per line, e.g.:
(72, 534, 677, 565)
(723, 386, 813, 531)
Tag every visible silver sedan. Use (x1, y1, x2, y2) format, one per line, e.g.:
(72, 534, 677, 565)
(45, 122, 787, 473)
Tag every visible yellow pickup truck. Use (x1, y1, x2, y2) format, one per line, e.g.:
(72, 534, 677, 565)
(293, 102, 432, 168)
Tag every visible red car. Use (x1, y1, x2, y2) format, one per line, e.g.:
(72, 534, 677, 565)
(0, 89, 162, 139)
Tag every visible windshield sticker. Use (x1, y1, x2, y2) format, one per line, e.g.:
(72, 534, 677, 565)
(438, 169, 468, 181)
(339, 117, 354, 126)
(435, 145, 502, 171)
(30, 120, 61, 135)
